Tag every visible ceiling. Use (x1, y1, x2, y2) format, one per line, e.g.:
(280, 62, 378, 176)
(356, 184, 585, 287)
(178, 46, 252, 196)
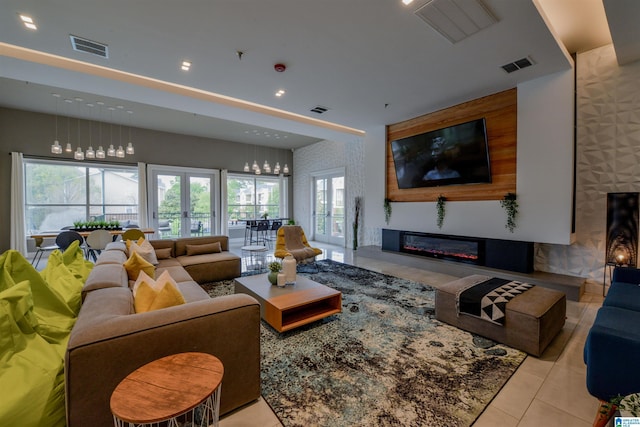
(0, 0, 635, 149)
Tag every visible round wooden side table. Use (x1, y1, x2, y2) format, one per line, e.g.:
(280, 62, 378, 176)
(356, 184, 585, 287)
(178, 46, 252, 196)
(110, 352, 224, 427)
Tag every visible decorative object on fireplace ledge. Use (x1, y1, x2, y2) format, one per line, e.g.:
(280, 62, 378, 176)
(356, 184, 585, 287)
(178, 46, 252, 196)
(384, 198, 392, 225)
(353, 196, 362, 250)
(436, 194, 447, 229)
(500, 192, 518, 232)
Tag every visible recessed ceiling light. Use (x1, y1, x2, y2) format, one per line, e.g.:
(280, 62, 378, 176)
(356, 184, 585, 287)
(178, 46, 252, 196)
(402, 0, 414, 5)
(275, 89, 286, 97)
(181, 60, 191, 71)
(19, 14, 37, 30)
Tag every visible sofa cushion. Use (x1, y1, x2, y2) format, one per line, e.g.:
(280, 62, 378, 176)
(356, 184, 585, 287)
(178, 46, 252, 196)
(177, 281, 211, 302)
(155, 247, 173, 259)
(149, 239, 176, 257)
(125, 237, 145, 252)
(186, 241, 221, 256)
(603, 281, 640, 311)
(129, 240, 159, 265)
(105, 241, 127, 253)
(82, 264, 129, 296)
(95, 250, 127, 265)
(134, 274, 185, 313)
(156, 265, 193, 283)
(175, 236, 228, 257)
(124, 252, 155, 281)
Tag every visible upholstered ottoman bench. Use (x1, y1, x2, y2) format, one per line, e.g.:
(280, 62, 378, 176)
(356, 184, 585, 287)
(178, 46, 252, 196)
(435, 275, 566, 356)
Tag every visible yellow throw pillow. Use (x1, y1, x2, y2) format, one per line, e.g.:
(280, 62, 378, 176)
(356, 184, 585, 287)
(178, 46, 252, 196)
(123, 251, 155, 281)
(185, 242, 221, 256)
(133, 272, 185, 313)
(130, 239, 159, 265)
(125, 236, 146, 252)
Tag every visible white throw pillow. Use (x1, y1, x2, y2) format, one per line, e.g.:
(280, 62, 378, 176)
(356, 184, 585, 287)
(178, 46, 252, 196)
(129, 239, 159, 265)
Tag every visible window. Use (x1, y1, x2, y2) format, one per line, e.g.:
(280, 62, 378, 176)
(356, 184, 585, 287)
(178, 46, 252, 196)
(227, 174, 283, 222)
(24, 159, 138, 232)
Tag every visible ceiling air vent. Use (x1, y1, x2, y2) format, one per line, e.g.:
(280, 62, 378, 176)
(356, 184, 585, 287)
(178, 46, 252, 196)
(70, 35, 108, 58)
(501, 56, 534, 73)
(310, 106, 329, 114)
(414, 0, 497, 44)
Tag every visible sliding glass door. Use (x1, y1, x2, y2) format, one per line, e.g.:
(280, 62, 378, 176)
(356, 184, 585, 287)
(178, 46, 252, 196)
(148, 165, 219, 238)
(312, 169, 345, 246)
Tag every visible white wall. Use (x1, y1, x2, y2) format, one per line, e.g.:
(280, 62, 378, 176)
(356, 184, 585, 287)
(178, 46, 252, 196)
(537, 44, 640, 282)
(360, 69, 575, 246)
(294, 68, 577, 265)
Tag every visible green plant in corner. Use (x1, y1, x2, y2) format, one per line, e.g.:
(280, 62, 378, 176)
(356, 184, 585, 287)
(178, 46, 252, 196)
(500, 192, 518, 233)
(436, 194, 446, 229)
(384, 198, 392, 225)
(353, 196, 362, 250)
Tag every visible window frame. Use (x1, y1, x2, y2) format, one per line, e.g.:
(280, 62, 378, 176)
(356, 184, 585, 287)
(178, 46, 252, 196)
(24, 158, 139, 232)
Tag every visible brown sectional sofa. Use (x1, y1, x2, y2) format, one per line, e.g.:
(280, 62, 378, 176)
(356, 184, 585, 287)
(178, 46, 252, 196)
(150, 235, 242, 283)
(65, 236, 259, 427)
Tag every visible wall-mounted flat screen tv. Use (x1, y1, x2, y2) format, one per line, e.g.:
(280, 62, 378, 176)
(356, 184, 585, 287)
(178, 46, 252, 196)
(390, 118, 491, 189)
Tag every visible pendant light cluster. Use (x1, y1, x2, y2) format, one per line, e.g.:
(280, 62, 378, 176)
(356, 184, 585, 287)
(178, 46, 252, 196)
(50, 94, 135, 161)
(243, 145, 289, 175)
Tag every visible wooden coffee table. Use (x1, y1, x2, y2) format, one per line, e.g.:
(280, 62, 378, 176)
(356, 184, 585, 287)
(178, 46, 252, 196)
(234, 274, 342, 332)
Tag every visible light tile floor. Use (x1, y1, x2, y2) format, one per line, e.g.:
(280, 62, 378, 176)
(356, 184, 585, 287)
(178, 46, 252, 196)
(224, 240, 603, 427)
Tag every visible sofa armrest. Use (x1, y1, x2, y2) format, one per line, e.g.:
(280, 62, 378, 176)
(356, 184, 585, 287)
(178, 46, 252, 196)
(65, 290, 261, 427)
(584, 306, 640, 400)
(612, 266, 640, 285)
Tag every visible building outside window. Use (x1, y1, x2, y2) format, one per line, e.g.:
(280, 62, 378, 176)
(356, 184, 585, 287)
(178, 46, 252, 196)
(227, 174, 283, 222)
(24, 159, 138, 232)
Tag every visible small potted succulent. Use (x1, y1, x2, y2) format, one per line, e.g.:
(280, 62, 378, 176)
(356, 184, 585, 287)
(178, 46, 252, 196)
(267, 261, 282, 285)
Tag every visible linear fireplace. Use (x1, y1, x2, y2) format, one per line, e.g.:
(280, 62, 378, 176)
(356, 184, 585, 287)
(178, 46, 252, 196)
(382, 229, 534, 273)
(402, 232, 484, 265)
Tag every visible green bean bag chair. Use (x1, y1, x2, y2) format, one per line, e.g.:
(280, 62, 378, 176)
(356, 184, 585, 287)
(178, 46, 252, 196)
(0, 242, 92, 426)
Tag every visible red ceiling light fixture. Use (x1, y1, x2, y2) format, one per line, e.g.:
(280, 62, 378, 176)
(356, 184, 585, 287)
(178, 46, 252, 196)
(274, 63, 286, 72)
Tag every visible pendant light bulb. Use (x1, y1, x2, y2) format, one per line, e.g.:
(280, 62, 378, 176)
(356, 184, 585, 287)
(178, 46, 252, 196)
(96, 146, 105, 159)
(244, 162, 250, 172)
(126, 142, 134, 155)
(85, 146, 95, 159)
(51, 140, 62, 154)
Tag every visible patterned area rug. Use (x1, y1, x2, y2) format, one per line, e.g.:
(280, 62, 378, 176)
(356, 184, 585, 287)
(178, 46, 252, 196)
(203, 260, 526, 427)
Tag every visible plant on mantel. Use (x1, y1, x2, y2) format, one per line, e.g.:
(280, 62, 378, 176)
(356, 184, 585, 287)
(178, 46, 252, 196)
(384, 198, 392, 225)
(436, 194, 446, 229)
(500, 192, 518, 232)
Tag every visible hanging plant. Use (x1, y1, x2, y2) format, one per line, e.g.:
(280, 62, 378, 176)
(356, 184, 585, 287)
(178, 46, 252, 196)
(384, 198, 392, 225)
(436, 194, 446, 229)
(500, 192, 519, 233)
(353, 196, 362, 250)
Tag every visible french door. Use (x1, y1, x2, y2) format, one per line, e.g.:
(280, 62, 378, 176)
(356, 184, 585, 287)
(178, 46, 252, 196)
(148, 165, 219, 238)
(312, 169, 345, 246)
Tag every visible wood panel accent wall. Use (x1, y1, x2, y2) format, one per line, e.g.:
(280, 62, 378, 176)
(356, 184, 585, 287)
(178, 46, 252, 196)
(386, 88, 517, 202)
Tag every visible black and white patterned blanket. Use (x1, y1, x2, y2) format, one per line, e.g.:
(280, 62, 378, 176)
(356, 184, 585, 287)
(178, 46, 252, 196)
(457, 277, 534, 325)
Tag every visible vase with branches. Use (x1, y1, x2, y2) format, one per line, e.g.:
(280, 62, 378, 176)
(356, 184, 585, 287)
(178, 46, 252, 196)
(436, 194, 446, 229)
(500, 192, 518, 233)
(353, 197, 362, 250)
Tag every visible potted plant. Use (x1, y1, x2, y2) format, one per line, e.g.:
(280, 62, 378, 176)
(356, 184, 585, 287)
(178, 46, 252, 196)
(261, 212, 269, 220)
(267, 261, 282, 285)
(500, 192, 518, 233)
(436, 194, 446, 229)
(384, 198, 392, 225)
